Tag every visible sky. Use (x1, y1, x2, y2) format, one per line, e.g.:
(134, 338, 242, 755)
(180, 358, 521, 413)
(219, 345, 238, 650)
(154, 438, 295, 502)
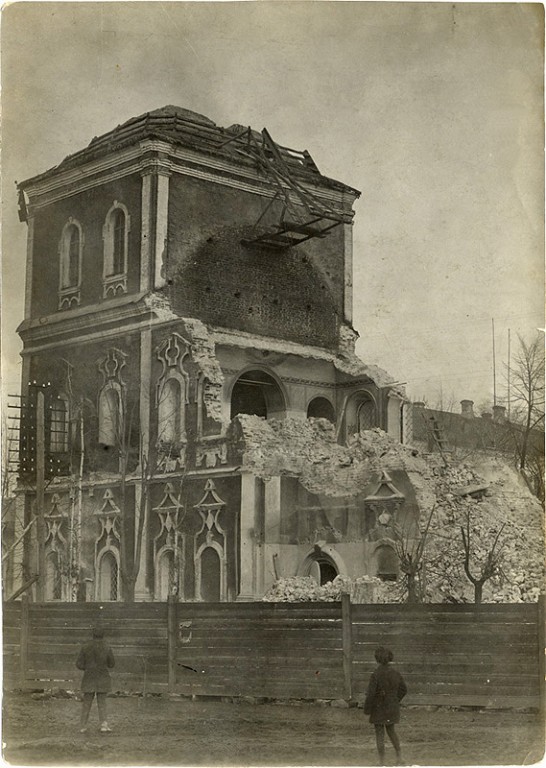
(2, 1, 544, 412)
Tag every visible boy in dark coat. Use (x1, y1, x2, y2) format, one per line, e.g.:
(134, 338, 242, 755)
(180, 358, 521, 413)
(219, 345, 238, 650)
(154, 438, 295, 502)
(76, 627, 115, 733)
(363, 646, 407, 765)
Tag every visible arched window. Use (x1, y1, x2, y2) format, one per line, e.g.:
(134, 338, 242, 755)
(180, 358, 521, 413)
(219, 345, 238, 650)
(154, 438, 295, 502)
(59, 220, 83, 308)
(103, 202, 129, 297)
(358, 397, 378, 432)
(50, 397, 69, 453)
(158, 378, 182, 444)
(45, 551, 62, 601)
(67, 228, 80, 287)
(156, 549, 176, 601)
(98, 551, 119, 601)
(307, 397, 335, 423)
(112, 209, 126, 276)
(375, 545, 399, 581)
(98, 386, 121, 446)
(200, 547, 221, 602)
(230, 370, 286, 421)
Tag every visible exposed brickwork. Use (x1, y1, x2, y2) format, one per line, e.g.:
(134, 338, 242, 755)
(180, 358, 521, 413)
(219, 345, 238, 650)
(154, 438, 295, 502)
(167, 175, 347, 349)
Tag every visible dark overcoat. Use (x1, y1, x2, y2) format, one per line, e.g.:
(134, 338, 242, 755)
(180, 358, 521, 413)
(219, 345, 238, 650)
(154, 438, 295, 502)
(363, 664, 407, 725)
(76, 639, 115, 693)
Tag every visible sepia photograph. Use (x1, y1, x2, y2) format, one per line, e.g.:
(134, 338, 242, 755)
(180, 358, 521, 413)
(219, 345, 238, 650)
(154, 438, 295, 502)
(1, 2, 544, 765)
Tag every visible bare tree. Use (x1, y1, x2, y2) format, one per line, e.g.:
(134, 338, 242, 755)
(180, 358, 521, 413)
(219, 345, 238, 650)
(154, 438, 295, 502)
(391, 506, 436, 603)
(505, 333, 545, 502)
(460, 507, 506, 605)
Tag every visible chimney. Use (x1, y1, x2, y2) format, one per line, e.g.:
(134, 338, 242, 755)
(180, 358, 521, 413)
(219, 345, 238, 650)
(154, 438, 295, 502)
(481, 412, 493, 421)
(460, 400, 474, 418)
(493, 405, 506, 423)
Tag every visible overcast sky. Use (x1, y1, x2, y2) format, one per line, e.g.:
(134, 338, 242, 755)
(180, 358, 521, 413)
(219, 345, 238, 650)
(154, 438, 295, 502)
(2, 2, 544, 411)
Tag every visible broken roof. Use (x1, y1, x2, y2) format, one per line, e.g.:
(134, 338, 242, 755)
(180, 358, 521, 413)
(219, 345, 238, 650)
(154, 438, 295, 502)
(19, 105, 361, 197)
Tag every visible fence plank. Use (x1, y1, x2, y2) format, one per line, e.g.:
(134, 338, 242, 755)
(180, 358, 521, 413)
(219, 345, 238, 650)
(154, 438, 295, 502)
(2, 600, 541, 709)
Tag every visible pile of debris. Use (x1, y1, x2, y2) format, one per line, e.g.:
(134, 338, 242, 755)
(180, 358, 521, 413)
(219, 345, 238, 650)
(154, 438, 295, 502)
(233, 416, 544, 604)
(262, 575, 388, 603)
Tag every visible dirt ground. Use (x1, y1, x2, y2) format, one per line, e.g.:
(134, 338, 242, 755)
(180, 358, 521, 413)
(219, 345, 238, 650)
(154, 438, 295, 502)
(2, 691, 544, 767)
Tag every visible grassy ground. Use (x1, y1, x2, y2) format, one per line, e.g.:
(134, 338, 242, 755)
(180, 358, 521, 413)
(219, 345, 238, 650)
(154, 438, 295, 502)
(2, 691, 544, 766)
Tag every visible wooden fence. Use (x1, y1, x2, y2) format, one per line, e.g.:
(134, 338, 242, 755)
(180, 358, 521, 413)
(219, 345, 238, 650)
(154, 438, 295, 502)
(3, 597, 544, 709)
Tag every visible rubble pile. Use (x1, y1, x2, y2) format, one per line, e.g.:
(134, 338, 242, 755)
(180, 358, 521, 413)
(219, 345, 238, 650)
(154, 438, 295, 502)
(233, 415, 387, 496)
(236, 418, 543, 604)
(262, 574, 390, 603)
(407, 457, 544, 603)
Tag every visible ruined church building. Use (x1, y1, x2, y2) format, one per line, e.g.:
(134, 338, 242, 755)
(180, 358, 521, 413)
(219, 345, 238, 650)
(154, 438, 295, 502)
(14, 106, 415, 603)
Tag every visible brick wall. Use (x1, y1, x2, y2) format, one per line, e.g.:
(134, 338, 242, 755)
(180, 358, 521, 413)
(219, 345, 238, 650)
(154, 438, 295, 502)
(168, 176, 347, 349)
(30, 174, 142, 318)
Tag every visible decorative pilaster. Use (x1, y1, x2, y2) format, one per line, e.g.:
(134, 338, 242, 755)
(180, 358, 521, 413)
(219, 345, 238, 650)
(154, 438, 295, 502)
(140, 171, 153, 292)
(154, 170, 170, 289)
(24, 216, 35, 320)
(238, 472, 258, 601)
(134, 328, 152, 600)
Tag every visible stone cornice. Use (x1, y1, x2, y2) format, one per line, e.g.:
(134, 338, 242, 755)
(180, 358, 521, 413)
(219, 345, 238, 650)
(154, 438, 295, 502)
(21, 139, 357, 215)
(18, 292, 151, 349)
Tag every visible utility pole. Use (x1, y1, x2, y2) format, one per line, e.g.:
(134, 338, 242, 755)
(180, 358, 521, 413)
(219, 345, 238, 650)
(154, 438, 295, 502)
(492, 318, 497, 407)
(507, 329, 511, 421)
(35, 389, 46, 601)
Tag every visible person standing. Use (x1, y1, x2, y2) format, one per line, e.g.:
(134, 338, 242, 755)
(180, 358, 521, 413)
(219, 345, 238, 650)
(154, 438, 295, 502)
(363, 646, 407, 765)
(76, 626, 115, 733)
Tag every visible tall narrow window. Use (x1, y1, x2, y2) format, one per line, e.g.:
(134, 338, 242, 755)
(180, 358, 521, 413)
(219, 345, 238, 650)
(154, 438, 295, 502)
(358, 398, 377, 432)
(376, 545, 399, 581)
(200, 547, 221, 602)
(111, 209, 126, 276)
(59, 219, 83, 309)
(99, 551, 119, 601)
(45, 551, 62, 600)
(103, 202, 130, 298)
(99, 386, 121, 446)
(67, 228, 80, 287)
(158, 378, 182, 444)
(50, 397, 68, 453)
(157, 549, 176, 601)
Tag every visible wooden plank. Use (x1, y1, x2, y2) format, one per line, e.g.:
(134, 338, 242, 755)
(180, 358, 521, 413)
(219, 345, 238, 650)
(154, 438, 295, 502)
(538, 595, 545, 716)
(20, 595, 29, 687)
(351, 603, 538, 617)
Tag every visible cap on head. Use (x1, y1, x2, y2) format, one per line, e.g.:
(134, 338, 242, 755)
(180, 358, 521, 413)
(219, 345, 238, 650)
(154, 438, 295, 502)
(374, 646, 394, 664)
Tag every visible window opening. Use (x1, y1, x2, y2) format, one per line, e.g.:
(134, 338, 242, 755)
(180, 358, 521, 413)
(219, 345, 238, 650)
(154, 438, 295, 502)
(67, 228, 80, 287)
(111, 209, 125, 276)
(99, 387, 120, 446)
(230, 370, 285, 420)
(50, 398, 68, 453)
(307, 397, 335, 423)
(358, 399, 377, 431)
(376, 545, 398, 581)
(99, 551, 119, 601)
(158, 379, 182, 443)
(45, 551, 62, 600)
(200, 547, 221, 602)
(157, 550, 176, 600)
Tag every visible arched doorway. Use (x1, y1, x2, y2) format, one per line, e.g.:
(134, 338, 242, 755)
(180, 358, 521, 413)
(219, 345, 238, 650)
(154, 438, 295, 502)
(303, 552, 340, 586)
(230, 370, 286, 420)
(307, 397, 335, 423)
